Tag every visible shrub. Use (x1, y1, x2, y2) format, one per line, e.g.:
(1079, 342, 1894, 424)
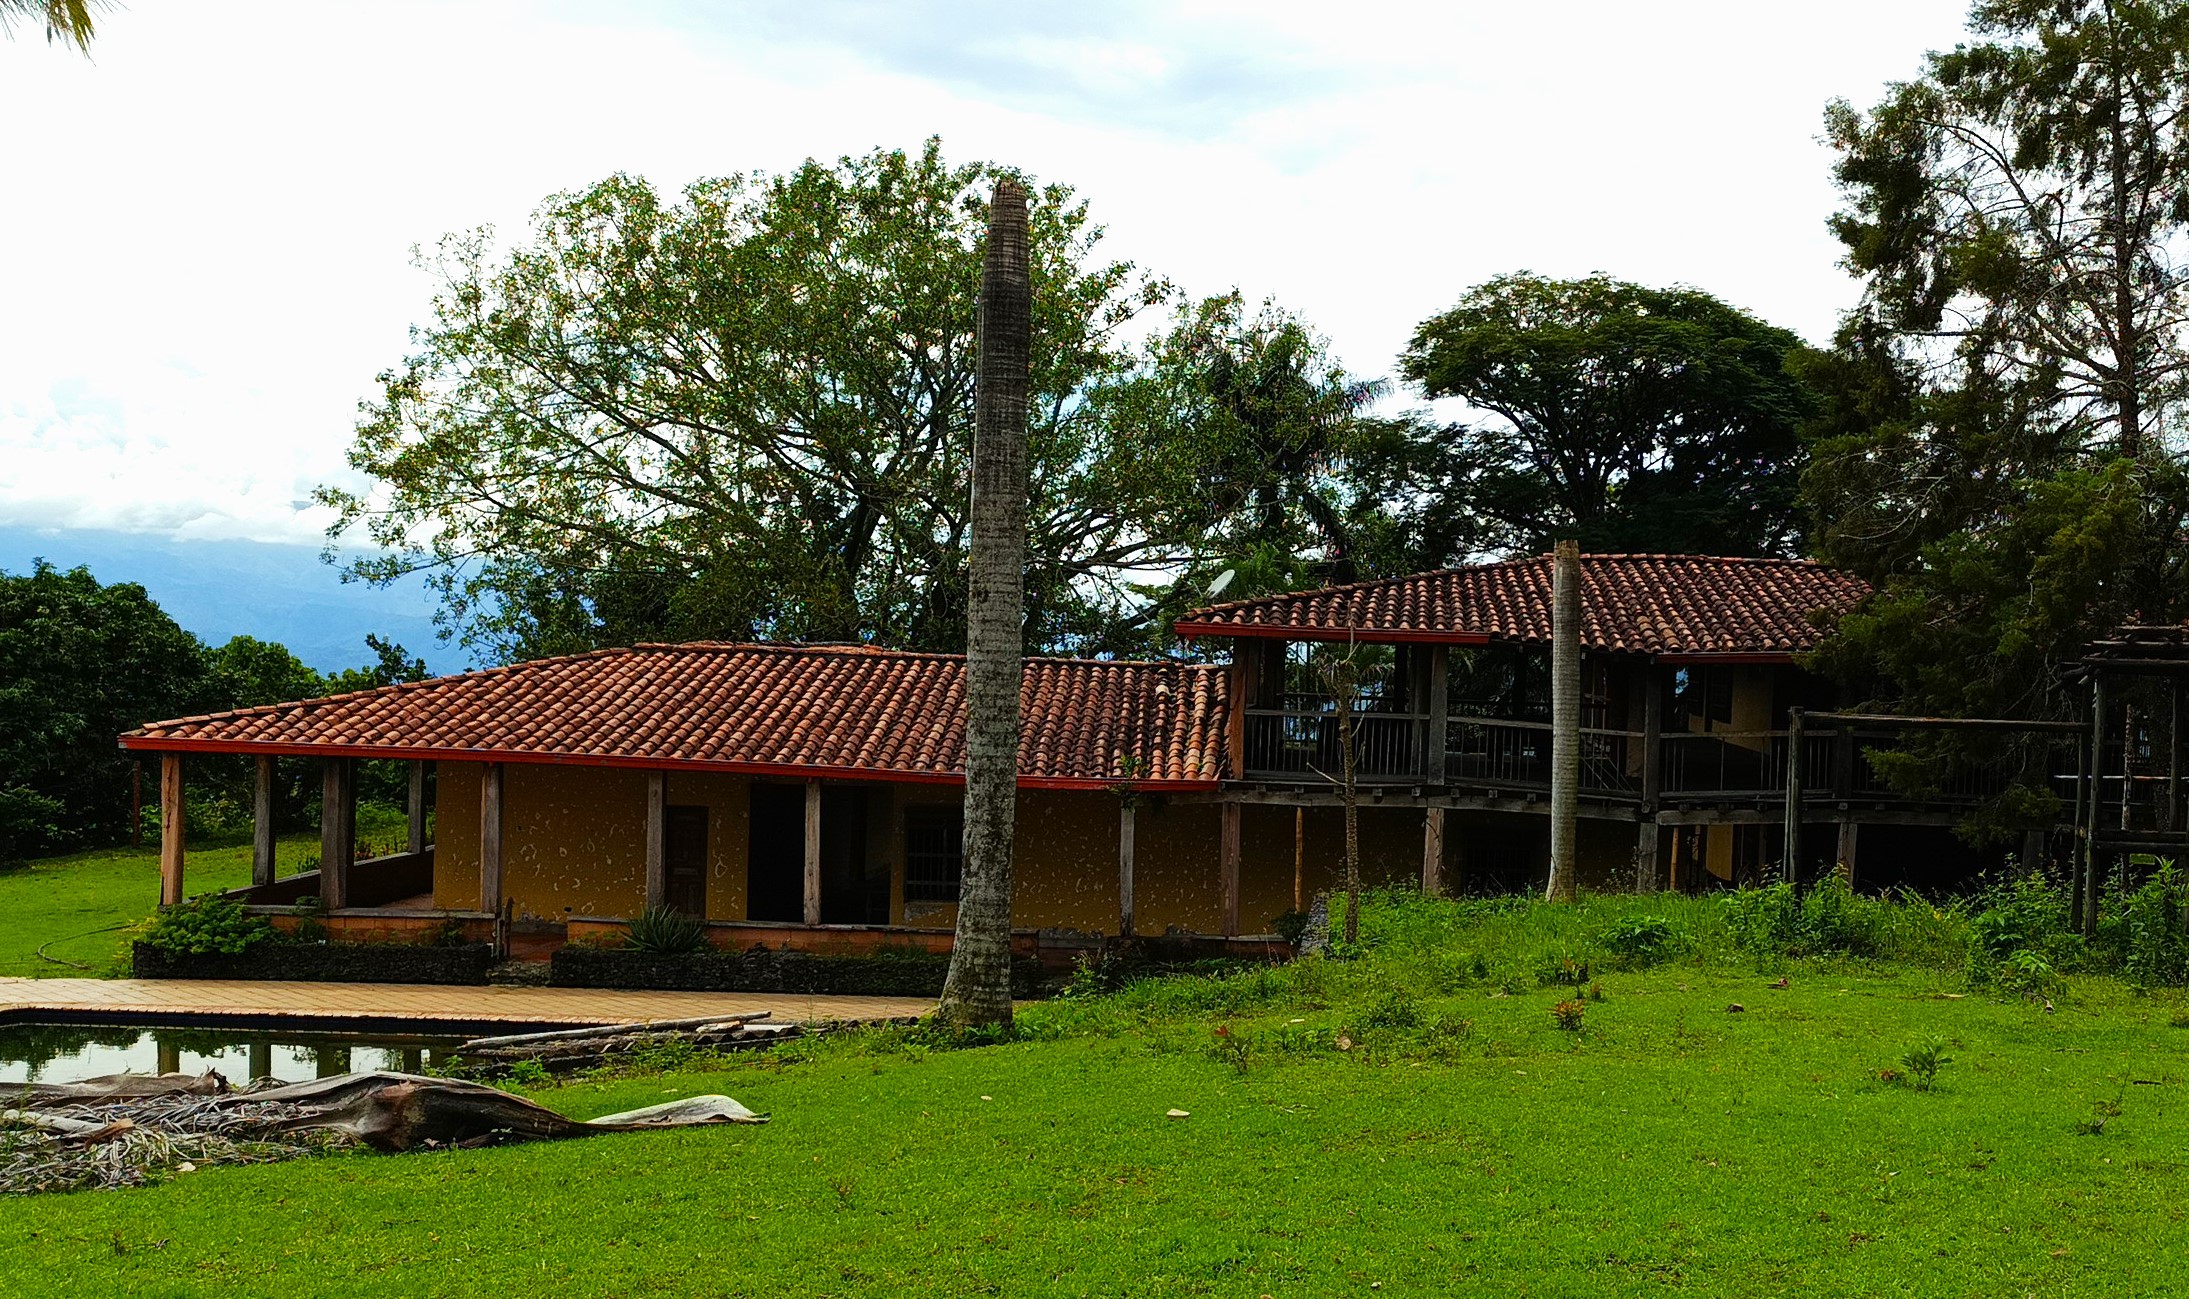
(626, 905, 708, 956)
(1898, 1037, 1952, 1091)
(1722, 883, 1801, 955)
(1967, 873, 2080, 977)
(1550, 999, 1586, 1032)
(141, 896, 274, 957)
(2122, 861, 2189, 989)
(1598, 914, 1692, 969)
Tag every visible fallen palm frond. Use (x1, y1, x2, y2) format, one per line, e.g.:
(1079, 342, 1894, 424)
(2, 1070, 762, 1195)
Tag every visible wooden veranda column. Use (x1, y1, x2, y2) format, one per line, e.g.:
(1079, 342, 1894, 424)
(1117, 800, 1136, 937)
(2083, 676, 2106, 939)
(251, 755, 276, 887)
(1421, 806, 1445, 897)
(158, 753, 185, 906)
(477, 762, 504, 917)
(320, 758, 355, 911)
(803, 779, 822, 926)
(1782, 707, 1805, 885)
(1219, 801, 1242, 937)
(1836, 819, 1858, 886)
(406, 760, 429, 855)
(1425, 645, 1450, 783)
(643, 771, 668, 912)
(1636, 663, 1663, 893)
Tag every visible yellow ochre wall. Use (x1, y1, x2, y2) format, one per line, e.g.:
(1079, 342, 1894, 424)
(428, 761, 1648, 933)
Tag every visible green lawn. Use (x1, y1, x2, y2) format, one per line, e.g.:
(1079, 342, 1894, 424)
(0, 808, 407, 978)
(9, 891, 2189, 1296)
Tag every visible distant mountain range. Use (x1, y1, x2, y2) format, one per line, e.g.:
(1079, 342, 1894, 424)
(0, 526, 465, 676)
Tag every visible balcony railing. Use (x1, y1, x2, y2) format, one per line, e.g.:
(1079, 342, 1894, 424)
(1240, 711, 2081, 808)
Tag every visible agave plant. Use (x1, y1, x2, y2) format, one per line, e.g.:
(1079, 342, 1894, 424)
(626, 905, 707, 956)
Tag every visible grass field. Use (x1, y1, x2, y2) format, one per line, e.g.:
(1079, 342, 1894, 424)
(8, 890, 2189, 1296)
(0, 807, 408, 978)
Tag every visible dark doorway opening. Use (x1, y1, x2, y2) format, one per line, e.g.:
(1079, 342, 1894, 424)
(664, 805, 708, 917)
(746, 783, 804, 922)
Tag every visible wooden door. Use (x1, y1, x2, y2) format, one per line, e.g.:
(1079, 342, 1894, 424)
(665, 804, 708, 917)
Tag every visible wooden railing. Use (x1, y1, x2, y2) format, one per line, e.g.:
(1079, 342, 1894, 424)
(1242, 709, 1425, 782)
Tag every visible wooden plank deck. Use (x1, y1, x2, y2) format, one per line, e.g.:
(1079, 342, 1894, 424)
(0, 978, 934, 1031)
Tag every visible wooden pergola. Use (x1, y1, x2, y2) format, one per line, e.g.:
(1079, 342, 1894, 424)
(2072, 623, 2189, 932)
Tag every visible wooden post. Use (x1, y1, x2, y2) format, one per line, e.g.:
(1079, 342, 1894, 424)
(158, 753, 185, 906)
(1292, 806, 1305, 913)
(1545, 541, 1582, 902)
(2020, 828, 2046, 874)
(321, 759, 355, 911)
(1635, 819, 1660, 894)
(1783, 707, 1805, 885)
(1220, 801, 1242, 937)
(2170, 679, 2183, 836)
(478, 762, 503, 918)
(1836, 818, 1858, 886)
(1640, 663, 1664, 808)
(643, 771, 668, 911)
(2083, 676, 2106, 939)
(1117, 800, 1136, 938)
(251, 755, 276, 887)
(1421, 806, 1445, 897)
(1425, 645, 1450, 783)
(803, 779, 822, 926)
(407, 760, 428, 855)
(156, 1040, 181, 1077)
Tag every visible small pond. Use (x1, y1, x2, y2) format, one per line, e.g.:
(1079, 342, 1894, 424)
(0, 1023, 470, 1086)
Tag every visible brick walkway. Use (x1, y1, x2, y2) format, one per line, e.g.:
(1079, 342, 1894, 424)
(0, 977, 933, 1030)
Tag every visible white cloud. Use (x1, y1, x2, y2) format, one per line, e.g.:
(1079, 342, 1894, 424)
(0, 0, 1975, 543)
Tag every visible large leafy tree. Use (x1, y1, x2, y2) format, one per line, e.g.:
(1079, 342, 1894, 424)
(322, 140, 1171, 662)
(1396, 273, 1816, 561)
(0, 563, 207, 863)
(1810, 0, 2189, 731)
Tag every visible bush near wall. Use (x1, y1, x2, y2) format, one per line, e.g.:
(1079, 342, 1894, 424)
(550, 945, 1045, 998)
(131, 940, 494, 985)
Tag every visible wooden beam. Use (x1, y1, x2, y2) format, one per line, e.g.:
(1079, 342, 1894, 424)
(643, 771, 667, 911)
(2084, 676, 2105, 939)
(1635, 819, 1660, 893)
(1117, 800, 1136, 937)
(1292, 806, 1305, 913)
(478, 761, 504, 917)
(1640, 662, 1663, 810)
(803, 779, 822, 927)
(1220, 801, 1242, 936)
(1806, 711, 2088, 733)
(158, 753, 185, 906)
(1782, 706, 1805, 884)
(320, 758, 354, 911)
(407, 760, 428, 855)
(1836, 818, 1858, 887)
(251, 756, 276, 887)
(1421, 806, 1445, 897)
(1424, 645, 1449, 783)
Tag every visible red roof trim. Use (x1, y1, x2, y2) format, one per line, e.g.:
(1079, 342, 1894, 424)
(115, 736, 1215, 792)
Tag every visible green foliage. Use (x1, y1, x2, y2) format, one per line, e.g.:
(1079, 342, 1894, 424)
(139, 896, 274, 957)
(1396, 272, 1816, 560)
(625, 905, 707, 956)
(1550, 998, 1587, 1032)
(2121, 862, 2189, 989)
(0, 562, 211, 863)
(1897, 1037, 1953, 1092)
(1597, 914, 1693, 970)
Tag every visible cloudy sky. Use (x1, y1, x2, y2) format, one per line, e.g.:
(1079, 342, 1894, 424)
(1, 0, 1975, 547)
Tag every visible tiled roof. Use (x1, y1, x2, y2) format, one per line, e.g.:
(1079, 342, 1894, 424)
(1174, 554, 1870, 659)
(123, 643, 1228, 788)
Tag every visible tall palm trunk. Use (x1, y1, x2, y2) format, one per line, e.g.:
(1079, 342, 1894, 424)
(1545, 540, 1581, 902)
(938, 178, 1031, 1028)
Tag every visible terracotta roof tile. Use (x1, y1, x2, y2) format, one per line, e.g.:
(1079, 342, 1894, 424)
(1174, 554, 1870, 658)
(123, 643, 1228, 788)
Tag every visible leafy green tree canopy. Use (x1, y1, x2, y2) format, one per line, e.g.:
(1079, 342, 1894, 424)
(321, 139, 1178, 661)
(1809, 0, 2189, 727)
(1398, 273, 1816, 560)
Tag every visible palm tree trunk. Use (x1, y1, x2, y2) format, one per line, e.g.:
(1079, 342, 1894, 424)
(1545, 540, 1581, 902)
(938, 178, 1031, 1028)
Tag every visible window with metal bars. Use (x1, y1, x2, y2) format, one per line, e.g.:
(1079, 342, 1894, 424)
(903, 806, 964, 903)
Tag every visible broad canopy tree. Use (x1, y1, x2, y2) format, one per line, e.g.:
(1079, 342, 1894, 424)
(323, 141, 1180, 662)
(1397, 273, 1817, 561)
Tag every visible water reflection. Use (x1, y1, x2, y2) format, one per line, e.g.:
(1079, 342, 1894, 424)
(0, 1024, 467, 1085)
